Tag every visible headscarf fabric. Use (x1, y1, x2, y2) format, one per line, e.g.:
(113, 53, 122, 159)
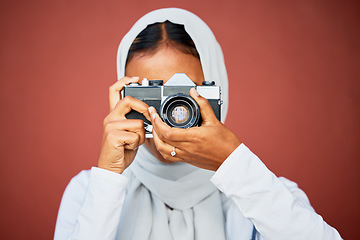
(116, 8, 229, 122)
(115, 8, 229, 240)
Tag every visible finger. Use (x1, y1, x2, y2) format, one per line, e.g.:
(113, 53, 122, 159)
(152, 129, 184, 162)
(105, 96, 151, 124)
(104, 119, 145, 146)
(190, 88, 218, 124)
(106, 129, 142, 150)
(148, 106, 193, 143)
(109, 76, 140, 111)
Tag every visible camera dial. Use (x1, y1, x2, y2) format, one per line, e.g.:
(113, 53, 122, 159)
(202, 81, 215, 86)
(149, 80, 163, 86)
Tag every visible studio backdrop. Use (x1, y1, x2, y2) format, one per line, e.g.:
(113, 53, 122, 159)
(0, 0, 359, 239)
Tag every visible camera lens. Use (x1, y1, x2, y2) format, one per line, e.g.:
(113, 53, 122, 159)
(171, 105, 189, 124)
(160, 95, 200, 129)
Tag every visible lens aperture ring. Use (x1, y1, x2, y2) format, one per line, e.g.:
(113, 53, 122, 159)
(160, 94, 200, 129)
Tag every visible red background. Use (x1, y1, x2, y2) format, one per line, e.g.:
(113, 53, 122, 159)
(0, 0, 359, 239)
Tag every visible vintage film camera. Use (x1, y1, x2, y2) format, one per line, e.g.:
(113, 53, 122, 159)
(123, 73, 222, 138)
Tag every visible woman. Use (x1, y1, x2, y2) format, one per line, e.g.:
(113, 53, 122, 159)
(54, 8, 342, 240)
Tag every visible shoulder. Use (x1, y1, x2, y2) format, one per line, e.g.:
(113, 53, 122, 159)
(71, 169, 91, 184)
(54, 169, 91, 237)
(64, 169, 91, 194)
(58, 169, 91, 211)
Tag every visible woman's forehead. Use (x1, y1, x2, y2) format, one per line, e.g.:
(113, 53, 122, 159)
(125, 47, 204, 85)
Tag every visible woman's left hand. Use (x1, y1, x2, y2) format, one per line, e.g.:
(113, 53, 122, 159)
(148, 88, 241, 171)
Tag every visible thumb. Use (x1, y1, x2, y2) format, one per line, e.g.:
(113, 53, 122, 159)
(190, 88, 218, 124)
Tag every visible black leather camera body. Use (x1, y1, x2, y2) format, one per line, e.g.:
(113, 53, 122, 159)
(123, 73, 222, 138)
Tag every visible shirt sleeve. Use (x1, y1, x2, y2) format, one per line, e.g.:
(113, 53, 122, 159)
(211, 144, 342, 240)
(54, 167, 129, 240)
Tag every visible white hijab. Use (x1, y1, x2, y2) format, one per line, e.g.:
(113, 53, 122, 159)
(115, 8, 230, 240)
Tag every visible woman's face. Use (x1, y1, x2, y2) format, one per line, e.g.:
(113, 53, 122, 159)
(125, 46, 204, 163)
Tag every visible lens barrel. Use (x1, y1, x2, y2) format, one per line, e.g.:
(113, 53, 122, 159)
(160, 94, 200, 129)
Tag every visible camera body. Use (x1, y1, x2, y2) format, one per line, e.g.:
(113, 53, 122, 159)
(123, 73, 222, 138)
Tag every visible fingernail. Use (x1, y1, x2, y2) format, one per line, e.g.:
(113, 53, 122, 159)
(148, 107, 153, 114)
(151, 113, 156, 121)
(132, 76, 139, 80)
(192, 88, 199, 96)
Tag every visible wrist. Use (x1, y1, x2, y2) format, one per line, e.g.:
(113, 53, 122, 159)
(97, 161, 125, 174)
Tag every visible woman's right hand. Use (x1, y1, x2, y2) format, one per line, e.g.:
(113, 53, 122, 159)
(97, 77, 151, 174)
